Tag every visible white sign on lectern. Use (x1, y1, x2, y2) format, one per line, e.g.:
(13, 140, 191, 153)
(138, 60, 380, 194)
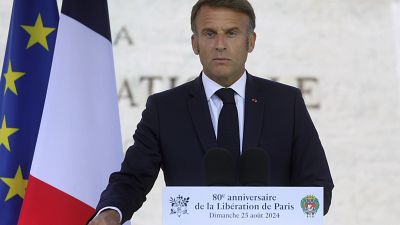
(163, 187, 323, 225)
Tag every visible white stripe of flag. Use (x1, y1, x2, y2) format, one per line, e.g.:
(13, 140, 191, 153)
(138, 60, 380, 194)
(18, 5, 125, 225)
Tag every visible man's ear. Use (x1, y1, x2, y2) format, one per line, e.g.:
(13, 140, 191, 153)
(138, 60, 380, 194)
(191, 34, 199, 55)
(247, 32, 256, 53)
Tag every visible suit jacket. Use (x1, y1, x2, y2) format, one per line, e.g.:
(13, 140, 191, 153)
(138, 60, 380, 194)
(96, 73, 334, 223)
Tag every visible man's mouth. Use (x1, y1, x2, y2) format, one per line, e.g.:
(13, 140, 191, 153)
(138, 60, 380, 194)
(213, 58, 230, 63)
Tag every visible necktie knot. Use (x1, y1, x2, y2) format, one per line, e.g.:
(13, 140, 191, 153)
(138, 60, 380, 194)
(216, 88, 235, 104)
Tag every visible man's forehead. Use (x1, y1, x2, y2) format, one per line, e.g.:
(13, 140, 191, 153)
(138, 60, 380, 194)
(195, 6, 249, 28)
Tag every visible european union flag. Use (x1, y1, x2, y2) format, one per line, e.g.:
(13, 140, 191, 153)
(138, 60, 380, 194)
(0, 0, 58, 224)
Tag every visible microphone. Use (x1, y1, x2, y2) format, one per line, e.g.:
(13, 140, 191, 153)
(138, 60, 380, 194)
(239, 148, 270, 186)
(203, 148, 236, 186)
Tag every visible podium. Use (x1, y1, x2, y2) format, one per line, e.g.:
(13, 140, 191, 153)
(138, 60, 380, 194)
(163, 187, 323, 225)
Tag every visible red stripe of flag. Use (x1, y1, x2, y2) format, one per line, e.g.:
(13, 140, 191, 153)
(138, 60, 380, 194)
(18, 176, 94, 225)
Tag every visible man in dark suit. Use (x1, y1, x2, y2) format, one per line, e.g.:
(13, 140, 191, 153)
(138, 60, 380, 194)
(89, 0, 334, 224)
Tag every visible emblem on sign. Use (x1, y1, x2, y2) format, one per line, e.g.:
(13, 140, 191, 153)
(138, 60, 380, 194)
(169, 195, 190, 217)
(300, 195, 320, 217)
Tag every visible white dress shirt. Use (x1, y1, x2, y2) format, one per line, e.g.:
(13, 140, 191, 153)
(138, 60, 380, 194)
(201, 71, 246, 153)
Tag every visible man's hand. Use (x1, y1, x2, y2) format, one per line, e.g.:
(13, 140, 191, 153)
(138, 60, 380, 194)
(88, 209, 120, 225)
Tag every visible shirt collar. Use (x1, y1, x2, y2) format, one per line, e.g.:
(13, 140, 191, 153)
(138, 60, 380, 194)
(202, 71, 246, 100)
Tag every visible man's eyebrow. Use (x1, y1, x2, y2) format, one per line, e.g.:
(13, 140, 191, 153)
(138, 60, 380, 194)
(200, 27, 241, 33)
(201, 27, 217, 33)
(225, 27, 241, 32)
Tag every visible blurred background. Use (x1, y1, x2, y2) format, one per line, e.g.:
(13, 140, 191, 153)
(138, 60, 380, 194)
(1, 0, 400, 224)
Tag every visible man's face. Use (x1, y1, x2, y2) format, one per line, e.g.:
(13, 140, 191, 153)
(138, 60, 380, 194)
(192, 6, 256, 87)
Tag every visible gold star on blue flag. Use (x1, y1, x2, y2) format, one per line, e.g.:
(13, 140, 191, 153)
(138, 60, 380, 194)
(0, 0, 59, 224)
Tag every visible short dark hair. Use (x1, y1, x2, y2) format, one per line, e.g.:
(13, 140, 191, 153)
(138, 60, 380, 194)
(191, 0, 256, 34)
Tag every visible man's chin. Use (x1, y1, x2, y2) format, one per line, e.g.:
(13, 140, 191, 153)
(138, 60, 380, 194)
(206, 68, 231, 77)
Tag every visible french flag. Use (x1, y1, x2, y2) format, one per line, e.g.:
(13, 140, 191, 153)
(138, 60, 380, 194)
(18, 0, 124, 224)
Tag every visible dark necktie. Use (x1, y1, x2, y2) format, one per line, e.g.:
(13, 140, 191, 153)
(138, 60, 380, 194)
(215, 88, 240, 161)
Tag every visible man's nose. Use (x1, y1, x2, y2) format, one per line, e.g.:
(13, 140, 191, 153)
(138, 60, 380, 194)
(215, 35, 227, 51)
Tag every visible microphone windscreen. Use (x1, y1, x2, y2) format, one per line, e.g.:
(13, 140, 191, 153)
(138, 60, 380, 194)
(203, 148, 236, 186)
(239, 148, 270, 186)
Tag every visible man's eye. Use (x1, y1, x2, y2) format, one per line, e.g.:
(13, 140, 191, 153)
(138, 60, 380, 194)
(227, 31, 237, 37)
(204, 32, 215, 38)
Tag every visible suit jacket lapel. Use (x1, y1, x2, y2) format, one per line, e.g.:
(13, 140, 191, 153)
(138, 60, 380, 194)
(243, 73, 265, 151)
(187, 75, 217, 153)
